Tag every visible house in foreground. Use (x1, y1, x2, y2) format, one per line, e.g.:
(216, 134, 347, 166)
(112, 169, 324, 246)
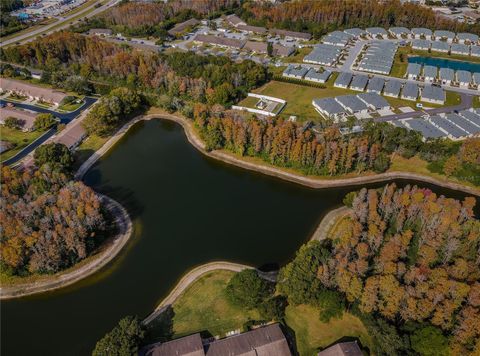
(140, 323, 292, 356)
(0, 107, 37, 131)
(317, 341, 363, 356)
(1, 78, 67, 107)
(421, 85, 445, 105)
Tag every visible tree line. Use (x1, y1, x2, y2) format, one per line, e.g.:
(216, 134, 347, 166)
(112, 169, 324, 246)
(0, 31, 268, 107)
(238, 0, 480, 38)
(279, 183, 480, 355)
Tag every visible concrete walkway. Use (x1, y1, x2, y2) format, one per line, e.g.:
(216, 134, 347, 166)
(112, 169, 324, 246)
(0, 194, 133, 299)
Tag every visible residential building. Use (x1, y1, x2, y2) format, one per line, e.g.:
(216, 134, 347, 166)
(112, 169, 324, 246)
(357, 92, 390, 110)
(473, 72, 480, 87)
(350, 75, 369, 91)
(411, 27, 433, 39)
(366, 77, 385, 94)
(317, 341, 363, 356)
(433, 30, 455, 43)
(404, 118, 446, 139)
(439, 67, 455, 85)
(457, 32, 479, 45)
(412, 39, 431, 51)
(0, 78, 67, 106)
(140, 324, 292, 356)
(236, 24, 267, 35)
(334, 72, 353, 88)
(446, 113, 480, 135)
(270, 28, 311, 41)
(303, 44, 343, 66)
(365, 27, 388, 39)
(312, 98, 346, 121)
(225, 14, 246, 27)
(389, 27, 410, 38)
(450, 43, 470, 56)
(459, 109, 480, 127)
(401, 82, 419, 101)
(167, 18, 200, 36)
(431, 41, 450, 53)
(193, 34, 246, 49)
(406, 63, 422, 80)
(357, 41, 397, 75)
(423, 65, 437, 82)
(55, 117, 87, 149)
(343, 28, 366, 39)
(429, 115, 469, 140)
(335, 95, 369, 114)
(282, 64, 308, 79)
(471, 45, 480, 57)
(384, 79, 402, 97)
(323, 31, 353, 47)
(421, 85, 445, 105)
(304, 68, 332, 83)
(0, 107, 37, 131)
(456, 70, 472, 87)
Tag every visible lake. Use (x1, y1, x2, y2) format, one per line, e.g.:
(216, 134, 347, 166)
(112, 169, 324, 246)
(408, 56, 480, 73)
(1, 119, 477, 355)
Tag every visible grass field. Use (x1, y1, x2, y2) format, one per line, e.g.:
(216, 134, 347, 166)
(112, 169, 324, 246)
(147, 270, 261, 342)
(285, 304, 373, 356)
(0, 126, 45, 162)
(73, 134, 108, 170)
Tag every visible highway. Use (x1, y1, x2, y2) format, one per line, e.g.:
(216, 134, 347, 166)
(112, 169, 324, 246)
(0, 0, 120, 47)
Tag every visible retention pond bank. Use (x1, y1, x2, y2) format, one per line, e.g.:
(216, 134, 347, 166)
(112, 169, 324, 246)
(2, 119, 478, 355)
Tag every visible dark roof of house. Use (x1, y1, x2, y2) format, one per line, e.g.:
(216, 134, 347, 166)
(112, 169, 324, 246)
(271, 28, 311, 40)
(237, 24, 267, 34)
(55, 117, 86, 149)
(140, 324, 291, 356)
(194, 34, 246, 49)
(205, 324, 291, 356)
(141, 333, 205, 356)
(225, 14, 245, 27)
(168, 18, 200, 36)
(317, 341, 363, 356)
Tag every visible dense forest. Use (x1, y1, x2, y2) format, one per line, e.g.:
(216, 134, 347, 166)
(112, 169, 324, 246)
(0, 166, 107, 275)
(0, 0, 26, 37)
(238, 0, 479, 38)
(73, 0, 239, 38)
(280, 184, 480, 355)
(0, 31, 268, 106)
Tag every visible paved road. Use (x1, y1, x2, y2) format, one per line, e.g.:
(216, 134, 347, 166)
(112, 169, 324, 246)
(0, 0, 120, 47)
(1, 97, 96, 165)
(0, 96, 96, 124)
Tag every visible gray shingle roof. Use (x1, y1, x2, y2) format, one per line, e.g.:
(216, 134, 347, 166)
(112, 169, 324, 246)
(304, 68, 331, 82)
(389, 27, 410, 36)
(366, 77, 385, 93)
(411, 28, 432, 36)
(366, 27, 388, 37)
(450, 43, 470, 55)
(471, 46, 480, 56)
(412, 39, 431, 50)
(431, 41, 450, 52)
(406, 118, 445, 138)
(446, 113, 480, 134)
(402, 82, 418, 99)
(439, 67, 455, 81)
(457, 32, 479, 43)
(384, 80, 402, 96)
(407, 63, 422, 76)
(434, 30, 455, 39)
(423, 65, 437, 79)
(334, 72, 353, 87)
(350, 75, 369, 90)
(283, 64, 308, 78)
(429, 115, 468, 138)
(357, 92, 390, 109)
(459, 110, 480, 126)
(304, 44, 342, 65)
(421, 85, 445, 102)
(313, 97, 346, 116)
(344, 28, 366, 37)
(335, 95, 368, 112)
(456, 70, 472, 84)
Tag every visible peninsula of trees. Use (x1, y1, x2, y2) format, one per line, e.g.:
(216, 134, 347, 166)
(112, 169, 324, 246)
(280, 184, 480, 355)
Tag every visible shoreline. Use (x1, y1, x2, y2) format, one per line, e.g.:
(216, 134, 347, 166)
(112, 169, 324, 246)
(143, 206, 351, 326)
(76, 112, 480, 197)
(0, 194, 133, 300)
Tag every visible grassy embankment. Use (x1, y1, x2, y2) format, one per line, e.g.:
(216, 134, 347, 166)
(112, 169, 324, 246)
(146, 270, 372, 355)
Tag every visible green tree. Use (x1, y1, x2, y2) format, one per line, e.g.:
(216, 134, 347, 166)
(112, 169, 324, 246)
(316, 289, 345, 322)
(3, 116, 21, 129)
(258, 295, 287, 321)
(93, 316, 144, 356)
(411, 326, 449, 356)
(34, 113, 56, 130)
(267, 41, 273, 57)
(225, 269, 271, 309)
(373, 152, 391, 173)
(33, 143, 73, 172)
(342, 191, 357, 208)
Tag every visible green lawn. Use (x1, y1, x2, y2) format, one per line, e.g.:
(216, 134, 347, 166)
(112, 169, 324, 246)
(288, 47, 314, 63)
(0, 126, 45, 162)
(285, 304, 373, 356)
(73, 134, 108, 170)
(473, 96, 480, 108)
(146, 270, 261, 342)
(58, 100, 84, 112)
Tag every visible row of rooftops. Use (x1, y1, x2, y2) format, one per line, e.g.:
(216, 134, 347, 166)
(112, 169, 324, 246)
(192, 35, 294, 56)
(357, 41, 398, 75)
(313, 92, 391, 119)
(412, 39, 480, 56)
(282, 65, 332, 83)
(224, 14, 311, 40)
(304, 43, 344, 66)
(0, 77, 67, 105)
(392, 109, 480, 140)
(406, 63, 480, 86)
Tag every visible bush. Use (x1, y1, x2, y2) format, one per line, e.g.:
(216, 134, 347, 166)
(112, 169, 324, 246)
(258, 295, 287, 321)
(34, 113, 56, 130)
(410, 326, 449, 356)
(225, 269, 272, 309)
(3, 116, 21, 129)
(93, 316, 144, 356)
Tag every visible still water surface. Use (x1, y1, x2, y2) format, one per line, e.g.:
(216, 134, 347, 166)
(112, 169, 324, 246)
(1, 119, 476, 355)
(408, 56, 480, 73)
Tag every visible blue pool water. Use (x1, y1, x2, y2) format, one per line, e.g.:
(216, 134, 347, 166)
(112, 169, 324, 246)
(408, 56, 480, 73)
